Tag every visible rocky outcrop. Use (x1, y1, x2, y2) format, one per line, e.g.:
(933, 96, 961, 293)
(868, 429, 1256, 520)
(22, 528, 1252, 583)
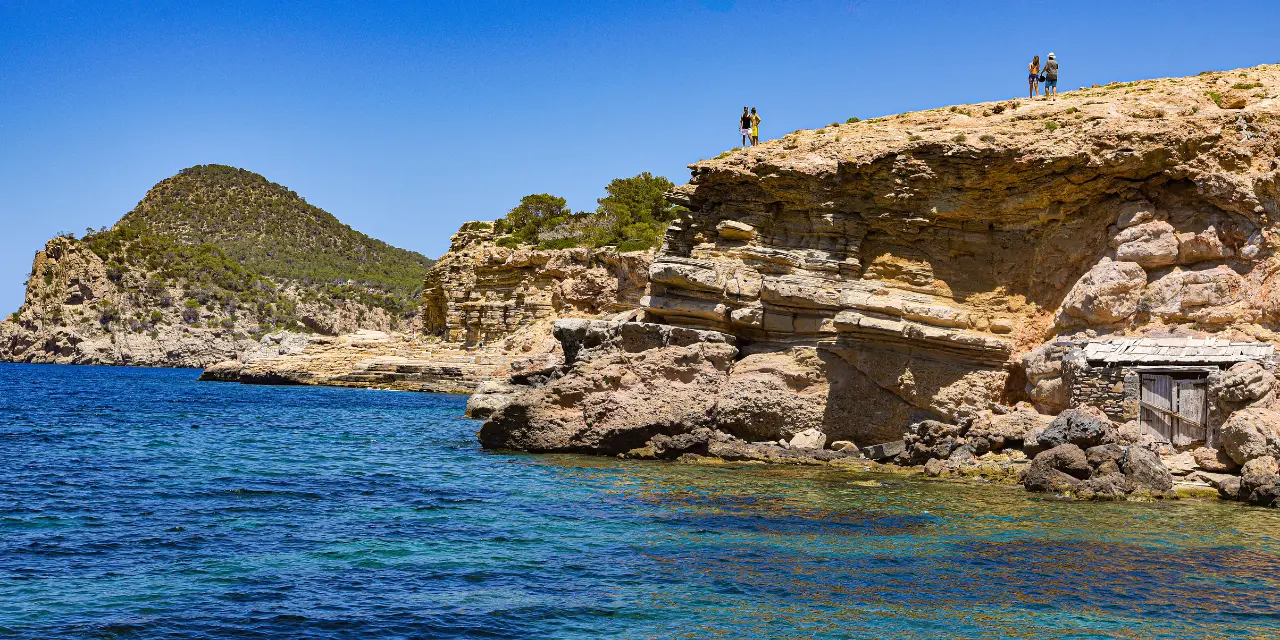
(1221, 407, 1280, 465)
(478, 320, 737, 453)
(203, 221, 655, 390)
(0, 237, 360, 367)
(421, 222, 650, 346)
(487, 64, 1280, 460)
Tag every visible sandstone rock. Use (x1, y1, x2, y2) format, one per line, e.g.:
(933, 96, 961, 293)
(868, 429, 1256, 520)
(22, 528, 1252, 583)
(465, 380, 524, 419)
(1221, 407, 1280, 464)
(1177, 227, 1234, 264)
(967, 406, 1052, 451)
(1111, 221, 1178, 269)
(1056, 260, 1147, 326)
(1191, 446, 1240, 473)
(716, 220, 757, 241)
(1115, 420, 1161, 449)
(923, 458, 947, 477)
(1141, 266, 1244, 324)
(1216, 89, 1249, 109)
(1239, 455, 1280, 506)
(1162, 451, 1198, 475)
(198, 360, 244, 382)
(422, 228, 650, 347)
(1023, 425, 1049, 458)
(712, 348, 829, 442)
(479, 322, 737, 453)
(1217, 475, 1243, 500)
(1021, 342, 1071, 413)
(862, 440, 905, 461)
(1121, 446, 1174, 494)
(789, 428, 827, 450)
(1217, 361, 1275, 405)
(1115, 200, 1159, 229)
(1039, 406, 1117, 450)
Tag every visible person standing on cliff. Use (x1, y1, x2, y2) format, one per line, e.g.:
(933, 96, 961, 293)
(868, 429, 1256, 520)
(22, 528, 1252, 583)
(1043, 52, 1059, 99)
(1028, 55, 1041, 98)
(740, 107, 752, 148)
(750, 107, 761, 146)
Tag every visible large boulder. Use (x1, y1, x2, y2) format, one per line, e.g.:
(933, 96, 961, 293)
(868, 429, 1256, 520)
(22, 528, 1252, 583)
(1111, 221, 1178, 269)
(1217, 361, 1275, 405)
(1220, 407, 1280, 465)
(712, 348, 829, 442)
(479, 321, 738, 454)
(1140, 266, 1245, 324)
(898, 420, 964, 465)
(1120, 446, 1173, 494)
(1021, 342, 1071, 413)
(1191, 446, 1240, 473)
(967, 406, 1053, 452)
(1056, 259, 1147, 326)
(1024, 444, 1090, 492)
(1086, 443, 1126, 475)
(1038, 406, 1117, 450)
(1239, 456, 1280, 507)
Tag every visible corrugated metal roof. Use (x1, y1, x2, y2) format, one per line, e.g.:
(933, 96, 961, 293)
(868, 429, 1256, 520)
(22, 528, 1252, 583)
(1080, 338, 1274, 364)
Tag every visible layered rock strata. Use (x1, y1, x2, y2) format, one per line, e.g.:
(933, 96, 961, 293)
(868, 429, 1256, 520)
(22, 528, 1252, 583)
(421, 221, 650, 346)
(0, 237, 400, 367)
(204, 222, 653, 391)
(480, 64, 1280, 482)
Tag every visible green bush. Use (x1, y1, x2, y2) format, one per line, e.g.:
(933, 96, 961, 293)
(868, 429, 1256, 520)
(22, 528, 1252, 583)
(493, 173, 684, 252)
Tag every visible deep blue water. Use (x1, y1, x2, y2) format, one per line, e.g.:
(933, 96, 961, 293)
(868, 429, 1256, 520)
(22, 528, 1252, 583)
(2, 363, 1280, 639)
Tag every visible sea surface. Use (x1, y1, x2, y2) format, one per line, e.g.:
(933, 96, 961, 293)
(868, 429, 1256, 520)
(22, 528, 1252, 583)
(2, 363, 1280, 639)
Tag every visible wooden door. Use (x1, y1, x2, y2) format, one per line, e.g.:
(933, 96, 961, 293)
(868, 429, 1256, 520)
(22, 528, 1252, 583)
(1140, 374, 1208, 446)
(1140, 374, 1173, 442)
(1172, 380, 1207, 447)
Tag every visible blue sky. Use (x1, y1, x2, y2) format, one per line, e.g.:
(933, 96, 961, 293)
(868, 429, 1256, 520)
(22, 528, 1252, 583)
(2, 0, 1278, 313)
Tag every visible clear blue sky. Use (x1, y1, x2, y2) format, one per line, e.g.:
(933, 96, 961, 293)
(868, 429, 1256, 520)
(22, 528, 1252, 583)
(2, 0, 1278, 313)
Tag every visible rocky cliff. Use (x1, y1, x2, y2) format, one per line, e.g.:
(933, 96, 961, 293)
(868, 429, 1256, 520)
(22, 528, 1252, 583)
(200, 221, 653, 392)
(421, 221, 651, 345)
(0, 166, 433, 367)
(481, 63, 1280, 456)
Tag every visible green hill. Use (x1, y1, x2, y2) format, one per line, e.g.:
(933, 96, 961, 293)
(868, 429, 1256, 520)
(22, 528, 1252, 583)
(82, 165, 433, 330)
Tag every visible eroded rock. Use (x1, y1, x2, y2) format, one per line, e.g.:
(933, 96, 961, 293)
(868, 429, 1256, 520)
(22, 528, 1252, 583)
(1221, 407, 1280, 465)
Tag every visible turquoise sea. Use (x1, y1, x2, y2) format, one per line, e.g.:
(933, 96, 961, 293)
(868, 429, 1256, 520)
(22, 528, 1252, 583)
(2, 362, 1279, 639)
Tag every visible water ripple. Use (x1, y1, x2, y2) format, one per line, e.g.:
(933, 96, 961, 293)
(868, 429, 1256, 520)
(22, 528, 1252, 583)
(2, 362, 1280, 639)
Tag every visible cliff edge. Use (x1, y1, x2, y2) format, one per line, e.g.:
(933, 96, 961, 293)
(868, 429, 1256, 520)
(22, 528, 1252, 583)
(481, 63, 1280, 458)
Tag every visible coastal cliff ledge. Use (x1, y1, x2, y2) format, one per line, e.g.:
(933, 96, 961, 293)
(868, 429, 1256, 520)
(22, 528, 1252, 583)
(478, 64, 1280, 505)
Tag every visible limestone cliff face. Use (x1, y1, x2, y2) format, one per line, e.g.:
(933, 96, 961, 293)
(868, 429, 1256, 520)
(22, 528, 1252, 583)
(421, 221, 651, 346)
(482, 64, 1280, 452)
(0, 236, 399, 367)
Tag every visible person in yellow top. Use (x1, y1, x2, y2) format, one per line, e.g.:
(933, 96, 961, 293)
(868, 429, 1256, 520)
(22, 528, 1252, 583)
(750, 107, 761, 146)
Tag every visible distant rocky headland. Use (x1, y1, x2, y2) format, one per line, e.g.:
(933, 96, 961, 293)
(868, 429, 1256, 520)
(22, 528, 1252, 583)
(0, 165, 433, 367)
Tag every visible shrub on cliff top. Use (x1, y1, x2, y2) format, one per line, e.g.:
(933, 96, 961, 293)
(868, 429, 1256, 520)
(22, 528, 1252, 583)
(496, 173, 683, 252)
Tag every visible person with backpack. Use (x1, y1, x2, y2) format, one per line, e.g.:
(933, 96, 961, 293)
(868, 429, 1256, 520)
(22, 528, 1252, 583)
(1042, 53, 1059, 99)
(739, 107, 752, 148)
(1028, 55, 1041, 98)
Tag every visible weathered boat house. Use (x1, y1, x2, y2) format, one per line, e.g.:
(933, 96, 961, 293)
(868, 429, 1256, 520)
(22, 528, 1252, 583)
(1063, 338, 1275, 447)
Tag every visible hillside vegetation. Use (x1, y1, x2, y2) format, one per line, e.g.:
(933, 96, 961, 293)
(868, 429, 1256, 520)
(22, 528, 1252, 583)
(81, 165, 434, 329)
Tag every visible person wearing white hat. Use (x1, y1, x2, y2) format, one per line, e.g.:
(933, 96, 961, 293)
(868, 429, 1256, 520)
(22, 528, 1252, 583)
(1043, 53, 1059, 100)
